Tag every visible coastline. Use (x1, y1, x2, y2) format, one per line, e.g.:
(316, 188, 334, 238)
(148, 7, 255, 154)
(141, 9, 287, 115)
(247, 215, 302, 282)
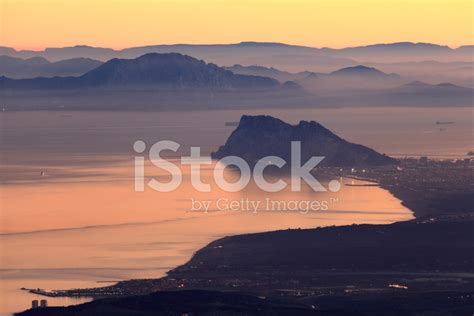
(21, 159, 474, 302)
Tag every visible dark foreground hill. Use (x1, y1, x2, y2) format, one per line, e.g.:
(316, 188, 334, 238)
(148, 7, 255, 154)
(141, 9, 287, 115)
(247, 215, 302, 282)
(0, 53, 280, 90)
(212, 115, 397, 166)
(17, 218, 474, 316)
(173, 218, 474, 274)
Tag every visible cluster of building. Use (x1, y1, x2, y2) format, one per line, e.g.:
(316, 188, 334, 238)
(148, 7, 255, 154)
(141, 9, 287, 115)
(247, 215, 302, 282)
(31, 299, 47, 309)
(403, 156, 472, 168)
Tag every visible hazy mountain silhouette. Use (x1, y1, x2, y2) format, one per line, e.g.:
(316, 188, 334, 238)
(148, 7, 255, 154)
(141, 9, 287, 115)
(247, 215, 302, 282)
(391, 81, 473, 94)
(332, 42, 451, 55)
(334, 81, 474, 107)
(1, 55, 49, 66)
(0, 55, 103, 78)
(0, 45, 115, 61)
(295, 65, 403, 93)
(1, 42, 471, 67)
(225, 64, 315, 82)
(212, 115, 397, 166)
(0, 42, 320, 61)
(328, 42, 473, 62)
(226, 64, 403, 93)
(1, 53, 471, 109)
(0, 53, 281, 90)
(329, 65, 400, 79)
(360, 60, 474, 88)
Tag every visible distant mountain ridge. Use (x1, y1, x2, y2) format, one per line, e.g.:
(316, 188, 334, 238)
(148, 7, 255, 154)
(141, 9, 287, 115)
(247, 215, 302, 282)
(335, 42, 452, 52)
(212, 115, 397, 166)
(1, 41, 471, 66)
(296, 65, 403, 93)
(0, 55, 103, 78)
(0, 53, 281, 90)
(329, 65, 399, 79)
(225, 64, 315, 82)
(392, 80, 472, 94)
(226, 64, 400, 88)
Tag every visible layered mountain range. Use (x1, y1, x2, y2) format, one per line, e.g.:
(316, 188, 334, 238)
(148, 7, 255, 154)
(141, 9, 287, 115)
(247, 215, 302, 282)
(1, 42, 471, 109)
(0, 53, 280, 90)
(224, 64, 473, 97)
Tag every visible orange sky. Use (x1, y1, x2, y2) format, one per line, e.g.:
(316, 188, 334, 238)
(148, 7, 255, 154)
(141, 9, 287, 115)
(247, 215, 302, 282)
(1, 0, 472, 50)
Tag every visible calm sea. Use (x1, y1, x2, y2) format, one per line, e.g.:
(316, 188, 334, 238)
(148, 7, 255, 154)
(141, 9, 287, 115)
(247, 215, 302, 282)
(1, 106, 471, 315)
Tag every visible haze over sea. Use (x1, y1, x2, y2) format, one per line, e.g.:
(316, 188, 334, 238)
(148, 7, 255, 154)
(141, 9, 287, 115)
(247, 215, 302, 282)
(0, 106, 471, 315)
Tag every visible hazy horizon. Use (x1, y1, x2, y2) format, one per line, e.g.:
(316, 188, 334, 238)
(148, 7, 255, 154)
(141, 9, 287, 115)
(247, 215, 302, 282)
(2, 0, 473, 50)
(3, 40, 473, 52)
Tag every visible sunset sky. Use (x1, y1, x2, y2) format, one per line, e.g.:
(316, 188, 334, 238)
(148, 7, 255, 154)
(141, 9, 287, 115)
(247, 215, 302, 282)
(1, 0, 472, 50)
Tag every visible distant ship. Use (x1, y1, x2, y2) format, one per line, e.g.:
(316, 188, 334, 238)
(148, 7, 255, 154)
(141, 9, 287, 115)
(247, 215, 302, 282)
(435, 121, 454, 125)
